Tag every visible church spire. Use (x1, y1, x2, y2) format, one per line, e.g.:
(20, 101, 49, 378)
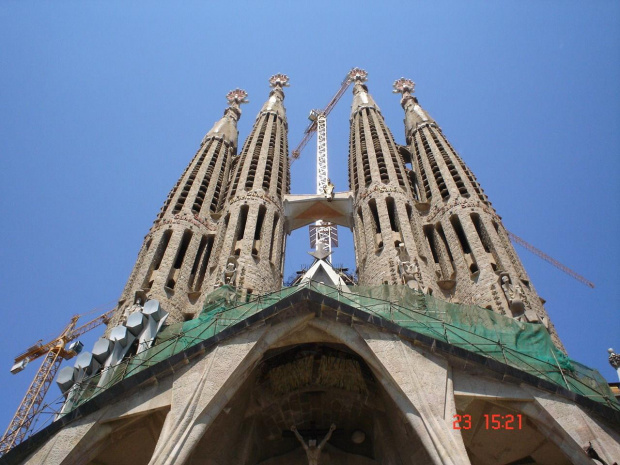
(347, 71, 432, 289)
(208, 75, 290, 297)
(108, 91, 247, 327)
(394, 78, 562, 347)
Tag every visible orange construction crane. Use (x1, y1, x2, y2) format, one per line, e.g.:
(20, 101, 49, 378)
(508, 230, 595, 289)
(290, 68, 366, 162)
(0, 308, 114, 455)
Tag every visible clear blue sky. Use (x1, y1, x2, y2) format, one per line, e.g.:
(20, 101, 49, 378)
(0, 1, 618, 437)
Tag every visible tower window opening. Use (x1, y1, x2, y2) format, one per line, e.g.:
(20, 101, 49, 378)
(430, 131, 469, 198)
(189, 235, 208, 288)
(357, 114, 372, 187)
(237, 205, 249, 241)
(406, 203, 413, 221)
(152, 230, 173, 272)
(423, 225, 440, 264)
(471, 213, 492, 253)
(173, 230, 193, 270)
(379, 117, 407, 189)
(263, 129, 276, 191)
(420, 130, 449, 200)
(413, 138, 431, 201)
(436, 223, 454, 262)
(368, 199, 382, 250)
(450, 215, 471, 254)
(245, 117, 269, 190)
(386, 197, 400, 232)
(269, 214, 280, 262)
(368, 199, 381, 234)
(255, 205, 267, 240)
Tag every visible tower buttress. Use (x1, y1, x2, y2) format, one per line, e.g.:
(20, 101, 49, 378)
(207, 75, 290, 297)
(109, 90, 247, 328)
(348, 70, 433, 290)
(394, 78, 562, 347)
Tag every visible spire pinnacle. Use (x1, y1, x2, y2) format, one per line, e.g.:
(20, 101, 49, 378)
(269, 73, 290, 89)
(348, 67, 368, 84)
(226, 88, 249, 106)
(393, 77, 415, 96)
(262, 74, 289, 117)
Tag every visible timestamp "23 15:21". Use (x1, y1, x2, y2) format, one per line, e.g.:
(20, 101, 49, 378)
(453, 414, 523, 430)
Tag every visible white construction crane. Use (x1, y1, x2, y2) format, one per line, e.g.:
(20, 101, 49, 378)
(294, 68, 368, 259)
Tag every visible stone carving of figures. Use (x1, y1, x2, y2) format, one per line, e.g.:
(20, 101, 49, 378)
(499, 272, 526, 318)
(323, 179, 335, 202)
(291, 424, 336, 465)
(397, 243, 423, 292)
(222, 256, 238, 286)
(123, 298, 143, 320)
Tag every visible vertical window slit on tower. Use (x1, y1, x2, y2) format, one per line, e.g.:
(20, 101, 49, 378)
(430, 131, 469, 198)
(255, 205, 267, 240)
(192, 140, 222, 214)
(174, 144, 211, 214)
(358, 114, 372, 187)
(349, 123, 359, 192)
(263, 126, 276, 191)
(195, 235, 214, 291)
(379, 118, 406, 189)
(269, 214, 280, 262)
(423, 225, 440, 264)
(471, 213, 490, 253)
(368, 199, 381, 234)
(210, 146, 229, 213)
(368, 115, 389, 185)
(413, 138, 431, 201)
(237, 205, 249, 240)
(245, 117, 269, 190)
(386, 197, 400, 232)
(152, 230, 173, 271)
(436, 223, 454, 262)
(276, 129, 286, 197)
(449, 215, 471, 254)
(419, 130, 448, 200)
(368, 199, 382, 249)
(173, 230, 193, 270)
(190, 236, 208, 277)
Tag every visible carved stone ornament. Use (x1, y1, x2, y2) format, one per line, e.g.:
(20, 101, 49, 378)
(226, 88, 249, 105)
(269, 73, 290, 88)
(397, 243, 423, 291)
(498, 272, 526, 318)
(222, 256, 238, 286)
(348, 67, 368, 83)
(393, 77, 415, 95)
(608, 348, 620, 369)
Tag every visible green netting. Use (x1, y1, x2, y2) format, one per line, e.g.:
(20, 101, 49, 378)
(68, 282, 619, 412)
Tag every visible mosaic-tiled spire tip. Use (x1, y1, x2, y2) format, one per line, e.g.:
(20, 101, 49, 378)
(226, 88, 249, 106)
(269, 74, 289, 88)
(348, 67, 368, 83)
(393, 77, 415, 95)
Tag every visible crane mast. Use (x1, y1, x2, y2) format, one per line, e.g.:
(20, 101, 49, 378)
(311, 110, 335, 256)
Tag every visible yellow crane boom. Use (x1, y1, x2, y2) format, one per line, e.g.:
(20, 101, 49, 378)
(0, 308, 114, 455)
(508, 230, 595, 289)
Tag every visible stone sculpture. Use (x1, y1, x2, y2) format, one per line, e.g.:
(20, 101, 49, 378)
(291, 424, 336, 465)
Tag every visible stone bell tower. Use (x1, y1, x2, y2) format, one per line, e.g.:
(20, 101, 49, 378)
(393, 77, 558, 341)
(348, 70, 433, 290)
(206, 74, 290, 298)
(108, 89, 248, 327)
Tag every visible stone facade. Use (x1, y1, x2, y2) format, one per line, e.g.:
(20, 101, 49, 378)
(14, 294, 620, 465)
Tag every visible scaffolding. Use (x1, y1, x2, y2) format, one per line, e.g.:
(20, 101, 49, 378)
(47, 282, 616, 423)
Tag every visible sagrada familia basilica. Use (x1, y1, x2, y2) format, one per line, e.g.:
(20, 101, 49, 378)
(3, 70, 619, 464)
